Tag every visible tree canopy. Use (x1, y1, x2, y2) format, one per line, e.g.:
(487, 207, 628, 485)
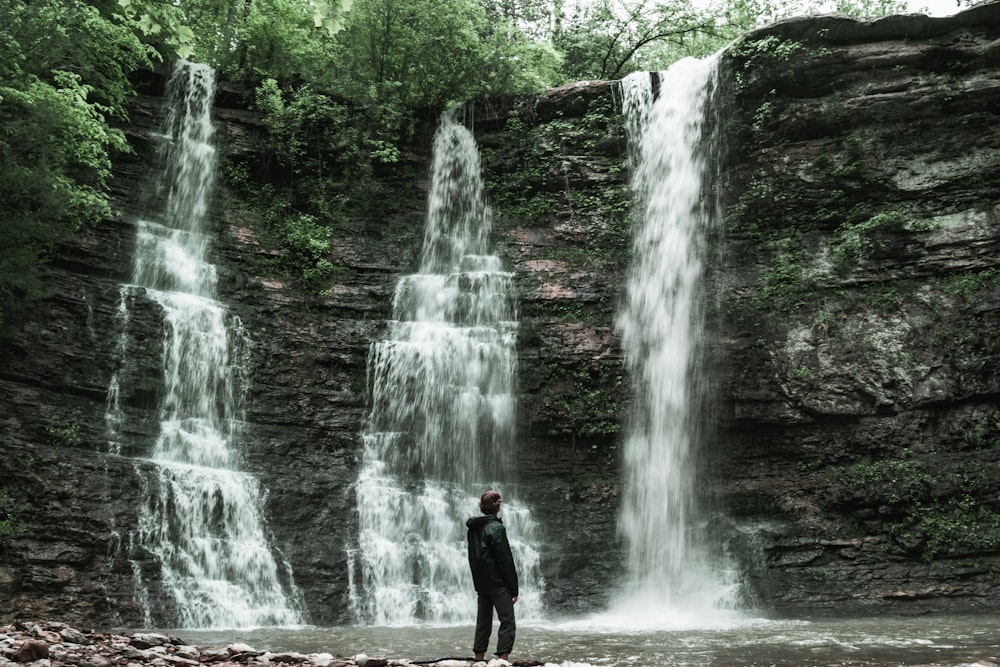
(0, 0, 964, 327)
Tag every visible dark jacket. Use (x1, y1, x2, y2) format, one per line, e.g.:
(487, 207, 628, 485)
(466, 514, 519, 597)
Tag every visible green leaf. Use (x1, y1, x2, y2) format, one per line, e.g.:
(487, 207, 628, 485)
(138, 13, 160, 35)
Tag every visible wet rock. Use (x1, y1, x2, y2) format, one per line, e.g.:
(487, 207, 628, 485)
(79, 655, 113, 667)
(12, 640, 49, 663)
(353, 656, 388, 667)
(58, 628, 89, 646)
(196, 648, 229, 661)
(30, 631, 61, 646)
(174, 647, 200, 661)
(131, 635, 172, 650)
(308, 654, 333, 667)
(119, 648, 151, 660)
(265, 654, 306, 664)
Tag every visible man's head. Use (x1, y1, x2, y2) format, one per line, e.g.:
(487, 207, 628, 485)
(480, 490, 502, 516)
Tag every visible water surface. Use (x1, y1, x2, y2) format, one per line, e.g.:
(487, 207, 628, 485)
(166, 614, 1000, 666)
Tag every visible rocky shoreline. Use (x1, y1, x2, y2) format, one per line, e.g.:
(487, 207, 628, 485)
(0, 623, 544, 667)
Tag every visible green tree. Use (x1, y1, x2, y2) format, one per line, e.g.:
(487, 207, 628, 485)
(107, 0, 354, 87)
(552, 0, 922, 82)
(0, 1, 151, 333)
(111, 0, 196, 59)
(336, 0, 490, 111)
(555, 0, 721, 81)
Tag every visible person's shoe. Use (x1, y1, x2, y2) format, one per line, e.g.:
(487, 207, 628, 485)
(474, 653, 485, 662)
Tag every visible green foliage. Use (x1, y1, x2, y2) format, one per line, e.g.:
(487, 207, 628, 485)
(550, 0, 912, 83)
(728, 35, 808, 91)
(528, 356, 625, 440)
(868, 285, 903, 310)
(792, 366, 813, 379)
(834, 452, 1000, 560)
(203, 0, 562, 124)
(831, 210, 911, 266)
(114, 0, 196, 59)
(238, 79, 397, 290)
(222, 180, 338, 291)
(240, 1, 352, 79)
(255, 78, 393, 171)
(554, 0, 721, 80)
(908, 495, 1000, 560)
(0, 489, 21, 538)
(229, 73, 431, 291)
(0, 0, 949, 328)
(729, 34, 806, 64)
(752, 91, 778, 130)
(837, 450, 932, 504)
(0, 0, 150, 334)
(337, 0, 502, 110)
(484, 94, 629, 258)
(943, 268, 999, 301)
(46, 418, 85, 448)
(483, 115, 561, 220)
(752, 236, 816, 314)
(830, 0, 909, 16)
(282, 214, 339, 289)
(563, 366, 626, 437)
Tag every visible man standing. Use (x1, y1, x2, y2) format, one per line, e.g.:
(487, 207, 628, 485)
(466, 490, 519, 662)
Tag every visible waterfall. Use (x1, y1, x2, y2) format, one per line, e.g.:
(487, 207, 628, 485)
(612, 58, 740, 625)
(106, 61, 302, 628)
(348, 110, 543, 626)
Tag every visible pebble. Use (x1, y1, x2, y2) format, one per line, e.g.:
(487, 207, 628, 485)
(0, 622, 543, 667)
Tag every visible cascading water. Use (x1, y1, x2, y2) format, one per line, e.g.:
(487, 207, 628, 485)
(612, 57, 740, 625)
(106, 61, 302, 628)
(348, 110, 543, 626)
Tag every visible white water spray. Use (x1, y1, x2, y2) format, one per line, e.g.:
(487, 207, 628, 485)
(106, 61, 301, 628)
(349, 110, 543, 626)
(611, 58, 740, 627)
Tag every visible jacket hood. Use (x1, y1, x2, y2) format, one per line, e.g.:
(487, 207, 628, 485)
(466, 514, 501, 528)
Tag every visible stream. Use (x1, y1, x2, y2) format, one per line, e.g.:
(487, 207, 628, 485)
(162, 613, 1000, 666)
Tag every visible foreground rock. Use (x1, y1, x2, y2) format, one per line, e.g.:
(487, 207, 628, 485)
(0, 623, 545, 667)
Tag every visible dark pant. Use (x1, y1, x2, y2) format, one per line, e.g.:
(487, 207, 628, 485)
(473, 587, 515, 657)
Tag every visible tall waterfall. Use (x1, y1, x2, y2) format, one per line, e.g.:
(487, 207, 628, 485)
(348, 110, 543, 625)
(106, 61, 302, 628)
(613, 58, 739, 625)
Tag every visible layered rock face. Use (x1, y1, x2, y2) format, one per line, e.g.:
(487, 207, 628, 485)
(1, 3, 999, 627)
(715, 3, 1000, 613)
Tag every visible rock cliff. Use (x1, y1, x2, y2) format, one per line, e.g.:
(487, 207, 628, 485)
(715, 2, 1000, 613)
(1, 2, 998, 626)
